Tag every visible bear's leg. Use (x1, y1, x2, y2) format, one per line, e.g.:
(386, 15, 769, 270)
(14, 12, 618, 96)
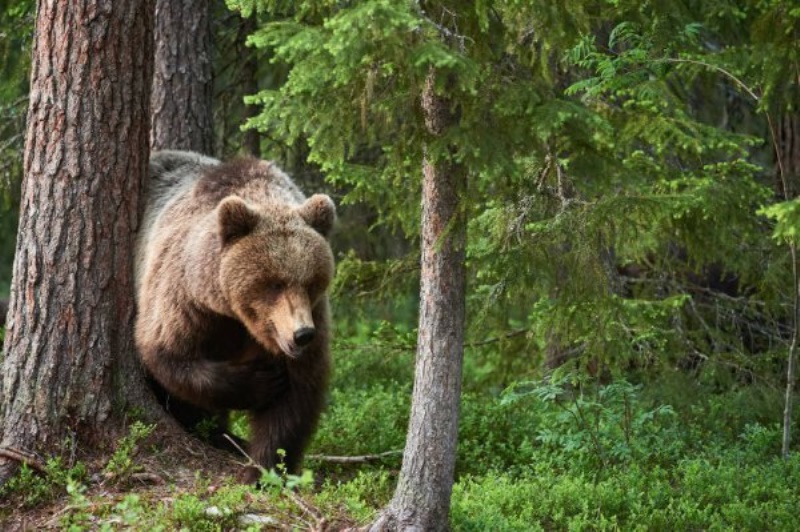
(241, 389, 324, 482)
(250, 410, 312, 473)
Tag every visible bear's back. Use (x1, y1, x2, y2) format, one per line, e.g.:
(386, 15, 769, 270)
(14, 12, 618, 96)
(135, 151, 221, 292)
(147, 151, 221, 222)
(194, 157, 306, 207)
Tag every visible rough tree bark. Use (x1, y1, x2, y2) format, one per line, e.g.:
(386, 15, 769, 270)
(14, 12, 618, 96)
(371, 68, 466, 531)
(150, 0, 213, 153)
(0, 0, 156, 485)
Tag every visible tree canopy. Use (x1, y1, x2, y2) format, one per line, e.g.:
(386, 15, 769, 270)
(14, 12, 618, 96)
(227, 0, 797, 381)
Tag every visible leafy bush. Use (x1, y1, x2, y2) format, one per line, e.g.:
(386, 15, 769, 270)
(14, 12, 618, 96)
(103, 421, 156, 483)
(500, 374, 685, 470)
(314, 470, 394, 523)
(456, 391, 542, 475)
(311, 383, 410, 459)
(0, 457, 87, 510)
(451, 451, 800, 531)
(309, 324, 800, 529)
(330, 317, 416, 390)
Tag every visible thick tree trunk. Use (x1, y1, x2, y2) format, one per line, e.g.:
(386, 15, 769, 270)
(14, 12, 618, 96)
(371, 68, 466, 531)
(0, 0, 156, 485)
(150, 0, 213, 153)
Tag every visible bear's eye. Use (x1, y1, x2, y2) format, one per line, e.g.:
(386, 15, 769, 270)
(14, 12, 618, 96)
(266, 281, 286, 294)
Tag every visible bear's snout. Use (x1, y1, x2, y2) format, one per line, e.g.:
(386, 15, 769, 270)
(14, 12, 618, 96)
(294, 327, 316, 347)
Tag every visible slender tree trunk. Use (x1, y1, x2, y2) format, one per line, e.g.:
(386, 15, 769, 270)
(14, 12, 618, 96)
(782, 243, 798, 458)
(775, 113, 800, 198)
(0, 0, 156, 485)
(778, 112, 800, 457)
(371, 68, 466, 532)
(150, 0, 213, 153)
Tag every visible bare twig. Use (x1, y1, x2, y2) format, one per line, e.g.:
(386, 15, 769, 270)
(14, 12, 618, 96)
(45, 504, 86, 527)
(571, 396, 606, 467)
(780, 232, 798, 458)
(287, 490, 328, 531)
(535, 154, 554, 191)
(555, 160, 568, 206)
(466, 328, 529, 348)
(417, 7, 472, 51)
(663, 58, 760, 102)
(220, 435, 331, 529)
(306, 450, 402, 464)
(222, 433, 257, 467)
(0, 447, 47, 474)
(336, 327, 530, 354)
(334, 339, 415, 353)
(130, 471, 164, 485)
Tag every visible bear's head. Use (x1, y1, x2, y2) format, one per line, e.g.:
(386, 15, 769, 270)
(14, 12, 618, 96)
(216, 194, 336, 359)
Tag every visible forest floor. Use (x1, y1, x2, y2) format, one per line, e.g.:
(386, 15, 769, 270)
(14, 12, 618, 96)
(3, 346, 800, 531)
(1, 427, 361, 531)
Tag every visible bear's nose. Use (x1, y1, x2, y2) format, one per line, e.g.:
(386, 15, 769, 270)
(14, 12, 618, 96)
(293, 327, 316, 347)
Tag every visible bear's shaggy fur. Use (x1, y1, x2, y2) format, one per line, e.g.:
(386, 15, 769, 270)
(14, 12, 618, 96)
(135, 150, 335, 480)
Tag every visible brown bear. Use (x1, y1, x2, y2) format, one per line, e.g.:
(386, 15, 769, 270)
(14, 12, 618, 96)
(134, 150, 335, 481)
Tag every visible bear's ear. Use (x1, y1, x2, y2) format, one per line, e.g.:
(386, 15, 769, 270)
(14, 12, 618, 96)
(297, 194, 336, 238)
(218, 196, 259, 245)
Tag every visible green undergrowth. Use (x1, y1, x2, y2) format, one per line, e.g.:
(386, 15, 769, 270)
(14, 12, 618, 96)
(3, 314, 800, 530)
(306, 312, 800, 529)
(302, 313, 800, 529)
(451, 453, 800, 531)
(309, 362, 800, 530)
